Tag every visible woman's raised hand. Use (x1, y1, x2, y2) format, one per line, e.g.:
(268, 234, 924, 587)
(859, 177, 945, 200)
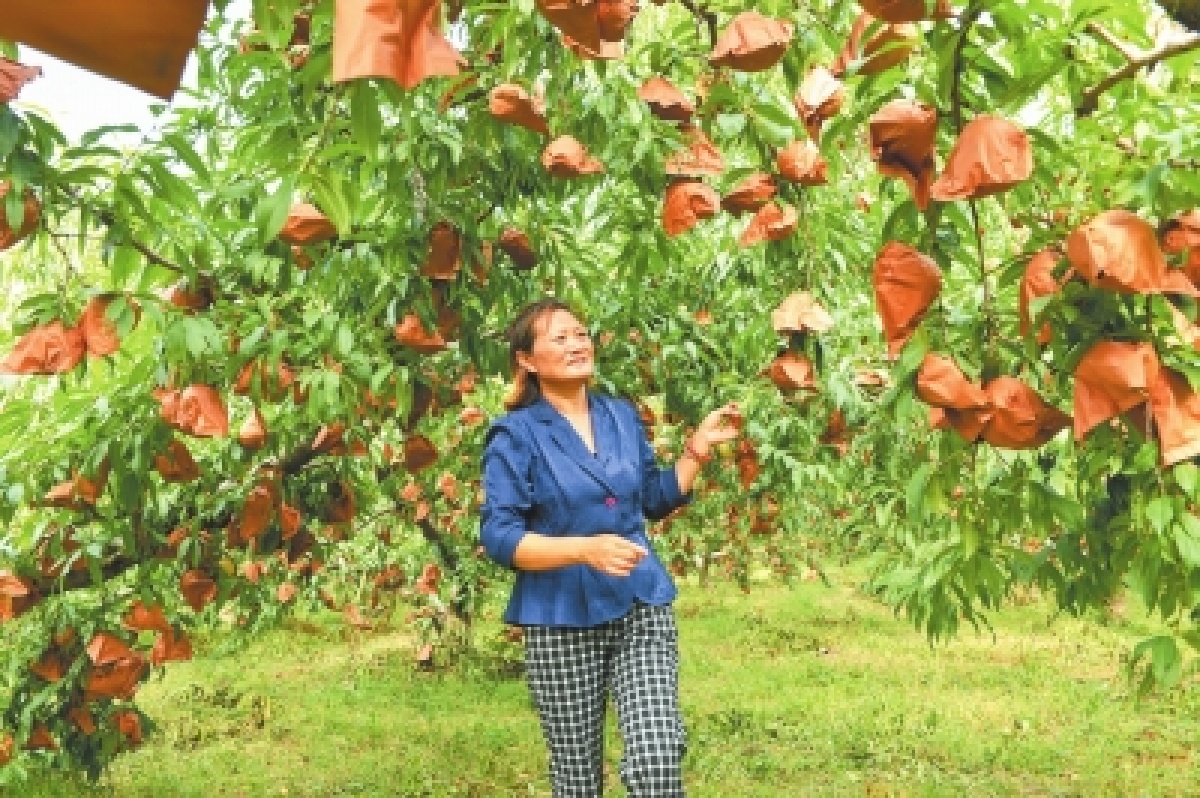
(692, 402, 742, 455)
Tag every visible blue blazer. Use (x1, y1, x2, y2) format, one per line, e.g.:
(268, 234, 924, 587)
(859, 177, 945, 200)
(479, 393, 690, 627)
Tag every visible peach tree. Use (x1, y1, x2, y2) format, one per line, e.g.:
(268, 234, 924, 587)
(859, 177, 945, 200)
(2, 0, 1200, 779)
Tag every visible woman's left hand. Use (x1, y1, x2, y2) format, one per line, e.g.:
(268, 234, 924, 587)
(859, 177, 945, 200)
(692, 402, 742, 457)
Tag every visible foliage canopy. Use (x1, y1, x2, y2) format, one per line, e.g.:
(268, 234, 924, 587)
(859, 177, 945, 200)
(1, 0, 1200, 780)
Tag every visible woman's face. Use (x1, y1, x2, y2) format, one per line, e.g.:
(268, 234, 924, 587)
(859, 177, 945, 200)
(517, 309, 594, 386)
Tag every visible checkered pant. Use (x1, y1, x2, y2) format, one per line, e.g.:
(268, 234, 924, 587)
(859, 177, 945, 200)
(524, 602, 687, 797)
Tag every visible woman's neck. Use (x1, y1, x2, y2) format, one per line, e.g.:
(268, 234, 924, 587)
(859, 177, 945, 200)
(540, 381, 589, 416)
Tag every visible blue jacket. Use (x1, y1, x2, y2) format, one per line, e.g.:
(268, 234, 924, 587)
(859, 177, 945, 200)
(479, 393, 690, 627)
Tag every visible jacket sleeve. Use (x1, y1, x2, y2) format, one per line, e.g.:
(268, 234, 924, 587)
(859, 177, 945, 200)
(630, 402, 693, 521)
(479, 418, 534, 570)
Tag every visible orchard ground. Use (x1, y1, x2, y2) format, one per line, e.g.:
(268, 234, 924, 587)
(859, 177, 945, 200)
(15, 560, 1199, 798)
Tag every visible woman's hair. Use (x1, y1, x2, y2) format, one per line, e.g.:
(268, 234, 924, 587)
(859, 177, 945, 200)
(503, 297, 580, 410)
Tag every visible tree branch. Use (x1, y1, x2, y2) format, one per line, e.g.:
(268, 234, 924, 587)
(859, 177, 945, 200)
(416, 516, 470, 621)
(280, 443, 325, 477)
(28, 440, 332, 598)
(35, 554, 140, 593)
(298, 84, 347, 178)
(95, 209, 186, 274)
(678, 0, 719, 48)
(1086, 21, 1145, 62)
(417, 517, 460, 575)
(1077, 29, 1200, 115)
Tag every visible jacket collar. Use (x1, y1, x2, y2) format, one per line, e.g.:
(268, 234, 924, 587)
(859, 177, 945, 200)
(530, 394, 616, 495)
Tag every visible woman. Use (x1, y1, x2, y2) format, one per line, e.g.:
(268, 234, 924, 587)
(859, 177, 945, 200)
(480, 298, 741, 797)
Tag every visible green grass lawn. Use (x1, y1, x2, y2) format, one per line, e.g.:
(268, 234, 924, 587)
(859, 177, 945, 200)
(16, 563, 1200, 797)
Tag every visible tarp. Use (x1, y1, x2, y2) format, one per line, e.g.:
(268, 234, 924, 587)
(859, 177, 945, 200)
(0, 1, 211, 99)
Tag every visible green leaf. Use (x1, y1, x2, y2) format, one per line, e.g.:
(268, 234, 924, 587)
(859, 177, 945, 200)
(1175, 515, 1200, 568)
(881, 199, 919, 243)
(714, 113, 747, 139)
(24, 112, 67, 155)
(0, 108, 20, 160)
(1146, 496, 1174, 536)
(1034, 483, 1084, 530)
(181, 316, 222, 359)
(80, 124, 141, 148)
(1174, 463, 1200, 498)
(1127, 163, 1169, 208)
(164, 132, 211, 183)
(960, 522, 979, 557)
(895, 326, 930, 381)
(1129, 635, 1183, 692)
(310, 174, 353, 237)
(906, 462, 934, 524)
(350, 82, 383, 154)
(1128, 442, 1159, 473)
(239, 325, 267, 356)
(259, 175, 296, 242)
(1027, 293, 1055, 327)
(752, 101, 796, 148)
(336, 322, 354, 357)
(115, 470, 141, 509)
(5, 185, 24, 231)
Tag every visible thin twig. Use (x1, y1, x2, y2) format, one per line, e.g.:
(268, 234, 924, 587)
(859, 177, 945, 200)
(678, 0, 719, 47)
(967, 199, 994, 372)
(1077, 29, 1200, 115)
(46, 231, 106, 241)
(947, 7, 986, 360)
(47, 228, 78, 281)
(950, 7, 984, 133)
(475, 201, 498, 224)
(298, 84, 348, 177)
(55, 185, 190, 275)
(98, 212, 187, 274)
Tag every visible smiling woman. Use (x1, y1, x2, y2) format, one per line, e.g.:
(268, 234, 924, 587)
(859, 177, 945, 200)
(480, 297, 742, 796)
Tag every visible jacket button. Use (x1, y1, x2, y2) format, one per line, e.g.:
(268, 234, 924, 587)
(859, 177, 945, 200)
(605, 496, 617, 508)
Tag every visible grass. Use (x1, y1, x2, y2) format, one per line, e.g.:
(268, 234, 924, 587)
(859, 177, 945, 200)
(15, 562, 1200, 797)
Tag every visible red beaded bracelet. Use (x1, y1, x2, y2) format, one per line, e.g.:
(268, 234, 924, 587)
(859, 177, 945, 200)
(683, 437, 712, 465)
